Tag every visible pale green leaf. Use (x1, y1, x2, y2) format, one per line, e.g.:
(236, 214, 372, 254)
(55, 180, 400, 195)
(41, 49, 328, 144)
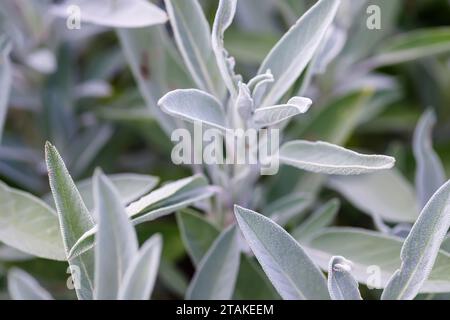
(211, 0, 242, 97)
(413, 109, 446, 209)
(328, 256, 362, 300)
(186, 226, 240, 300)
(176, 209, 219, 266)
(44, 173, 159, 212)
(263, 193, 314, 226)
(327, 170, 419, 223)
(68, 175, 216, 259)
(45, 142, 95, 300)
(159, 89, 230, 131)
(51, 0, 168, 28)
(293, 198, 340, 242)
(382, 180, 450, 300)
(93, 170, 139, 299)
(235, 205, 329, 300)
(307, 228, 450, 293)
(164, 0, 223, 96)
(0, 181, 65, 261)
(279, 140, 395, 175)
(252, 97, 312, 128)
(118, 234, 162, 300)
(258, 0, 340, 106)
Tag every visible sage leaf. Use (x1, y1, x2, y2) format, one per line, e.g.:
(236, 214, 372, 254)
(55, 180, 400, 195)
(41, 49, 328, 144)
(127, 174, 217, 224)
(8, 268, 53, 300)
(279, 140, 395, 175)
(176, 210, 279, 299)
(328, 256, 362, 300)
(263, 193, 314, 227)
(413, 109, 446, 209)
(176, 209, 219, 266)
(93, 170, 139, 299)
(382, 180, 450, 300)
(211, 0, 242, 97)
(118, 234, 162, 300)
(44, 173, 159, 212)
(186, 226, 240, 300)
(0, 181, 65, 260)
(159, 89, 230, 131)
(45, 142, 95, 300)
(252, 97, 312, 128)
(258, 0, 340, 106)
(68, 175, 216, 259)
(234, 205, 329, 300)
(307, 227, 450, 293)
(327, 170, 419, 223)
(51, 0, 168, 28)
(164, 0, 223, 96)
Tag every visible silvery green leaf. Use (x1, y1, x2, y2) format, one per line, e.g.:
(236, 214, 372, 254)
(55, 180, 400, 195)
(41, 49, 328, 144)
(44, 173, 159, 212)
(263, 193, 314, 227)
(366, 27, 450, 68)
(307, 228, 450, 293)
(251, 70, 274, 107)
(293, 199, 340, 242)
(382, 180, 450, 300)
(77, 173, 159, 212)
(236, 83, 254, 121)
(127, 174, 217, 224)
(68, 175, 216, 258)
(159, 89, 230, 131)
(247, 70, 274, 92)
(51, 0, 168, 28)
(118, 234, 162, 300)
(258, 0, 340, 106)
(211, 0, 242, 98)
(413, 109, 446, 209)
(0, 181, 65, 260)
(45, 142, 95, 300)
(279, 141, 395, 175)
(186, 226, 240, 300)
(235, 205, 329, 300)
(252, 97, 312, 128)
(176, 210, 278, 299)
(8, 268, 53, 300)
(93, 170, 139, 299)
(327, 170, 419, 223)
(328, 256, 362, 300)
(176, 209, 219, 266)
(164, 0, 223, 96)
(0, 43, 11, 142)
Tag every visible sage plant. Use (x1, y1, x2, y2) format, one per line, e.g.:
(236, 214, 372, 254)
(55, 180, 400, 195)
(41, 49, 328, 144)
(0, 0, 450, 301)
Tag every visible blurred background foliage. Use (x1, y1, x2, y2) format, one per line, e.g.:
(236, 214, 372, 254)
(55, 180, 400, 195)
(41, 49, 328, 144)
(0, 0, 449, 299)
